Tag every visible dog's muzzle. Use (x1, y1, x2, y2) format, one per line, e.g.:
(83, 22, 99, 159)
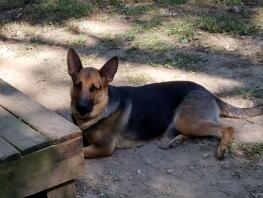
(75, 99, 93, 118)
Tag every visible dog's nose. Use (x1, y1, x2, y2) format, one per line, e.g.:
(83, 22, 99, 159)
(75, 99, 92, 116)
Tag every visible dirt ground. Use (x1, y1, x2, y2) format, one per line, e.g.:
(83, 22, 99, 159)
(0, 1, 263, 197)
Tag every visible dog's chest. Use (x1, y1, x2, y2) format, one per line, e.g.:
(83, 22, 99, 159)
(82, 108, 127, 144)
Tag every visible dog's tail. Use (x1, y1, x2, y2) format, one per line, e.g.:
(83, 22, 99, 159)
(216, 98, 263, 119)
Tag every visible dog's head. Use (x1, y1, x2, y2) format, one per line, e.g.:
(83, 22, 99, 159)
(67, 48, 118, 121)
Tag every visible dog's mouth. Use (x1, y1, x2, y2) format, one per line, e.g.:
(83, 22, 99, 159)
(75, 112, 91, 120)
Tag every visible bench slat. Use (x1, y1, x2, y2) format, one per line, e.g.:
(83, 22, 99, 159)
(0, 106, 52, 155)
(0, 79, 81, 143)
(0, 137, 20, 163)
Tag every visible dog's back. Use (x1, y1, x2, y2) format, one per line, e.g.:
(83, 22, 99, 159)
(115, 81, 206, 140)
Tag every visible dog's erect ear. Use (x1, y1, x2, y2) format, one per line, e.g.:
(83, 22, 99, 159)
(99, 56, 118, 84)
(67, 48, 83, 79)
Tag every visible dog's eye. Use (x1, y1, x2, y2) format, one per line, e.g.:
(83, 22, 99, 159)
(74, 82, 82, 90)
(90, 84, 99, 92)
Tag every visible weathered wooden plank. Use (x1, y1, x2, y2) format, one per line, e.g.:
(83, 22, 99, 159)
(0, 106, 52, 155)
(0, 137, 20, 163)
(47, 180, 76, 198)
(0, 79, 81, 143)
(0, 136, 84, 197)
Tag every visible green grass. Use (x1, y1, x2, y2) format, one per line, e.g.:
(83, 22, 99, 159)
(128, 73, 153, 86)
(68, 38, 87, 47)
(132, 35, 173, 52)
(157, 0, 187, 5)
(166, 20, 196, 42)
(238, 87, 263, 99)
(217, 87, 263, 99)
(214, 0, 242, 6)
(122, 45, 202, 69)
(98, 32, 135, 47)
(116, 4, 152, 16)
(23, 0, 94, 24)
(93, 0, 187, 6)
(131, 17, 163, 33)
(122, 30, 203, 69)
(0, 0, 25, 10)
(121, 17, 163, 44)
(197, 138, 216, 151)
(197, 13, 259, 36)
(124, 46, 139, 56)
(231, 140, 263, 160)
(161, 53, 202, 69)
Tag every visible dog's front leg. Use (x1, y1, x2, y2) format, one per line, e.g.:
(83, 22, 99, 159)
(83, 144, 115, 159)
(159, 124, 180, 149)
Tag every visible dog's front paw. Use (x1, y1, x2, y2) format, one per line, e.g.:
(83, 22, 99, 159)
(158, 143, 171, 150)
(158, 137, 172, 150)
(216, 147, 226, 160)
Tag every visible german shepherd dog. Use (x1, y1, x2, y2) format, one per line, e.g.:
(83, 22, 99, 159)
(67, 48, 263, 160)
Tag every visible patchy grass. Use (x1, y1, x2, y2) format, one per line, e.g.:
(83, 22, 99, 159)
(132, 35, 172, 52)
(0, 22, 35, 38)
(68, 38, 87, 47)
(231, 140, 263, 160)
(95, 0, 187, 7)
(127, 73, 153, 86)
(254, 7, 263, 30)
(165, 19, 196, 42)
(109, 32, 135, 42)
(119, 17, 164, 46)
(237, 87, 263, 99)
(217, 87, 263, 99)
(97, 32, 134, 48)
(196, 138, 217, 151)
(197, 12, 259, 36)
(81, 54, 100, 66)
(214, 0, 242, 5)
(121, 30, 203, 69)
(123, 47, 139, 59)
(161, 53, 203, 69)
(23, 0, 94, 24)
(1, 0, 261, 71)
(99, 33, 123, 43)
(116, 4, 152, 16)
(0, 0, 25, 10)
(157, 0, 188, 5)
(131, 17, 163, 33)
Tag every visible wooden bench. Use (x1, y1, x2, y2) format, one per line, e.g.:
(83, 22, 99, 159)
(0, 79, 84, 197)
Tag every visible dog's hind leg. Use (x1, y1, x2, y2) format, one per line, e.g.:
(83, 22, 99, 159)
(196, 123, 235, 160)
(163, 90, 235, 159)
(176, 119, 235, 160)
(216, 126, 235, 160)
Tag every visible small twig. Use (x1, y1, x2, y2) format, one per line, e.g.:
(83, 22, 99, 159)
(147, 56, 153, 66)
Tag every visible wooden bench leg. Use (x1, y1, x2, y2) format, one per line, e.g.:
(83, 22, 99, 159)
(47, 180, 76, 198)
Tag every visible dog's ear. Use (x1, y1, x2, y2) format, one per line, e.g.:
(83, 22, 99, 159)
(67, 48, 83, 80)
(99, 56, 118, 84)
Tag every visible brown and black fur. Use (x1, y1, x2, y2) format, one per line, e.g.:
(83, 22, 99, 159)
(67, 48, 263, 160)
